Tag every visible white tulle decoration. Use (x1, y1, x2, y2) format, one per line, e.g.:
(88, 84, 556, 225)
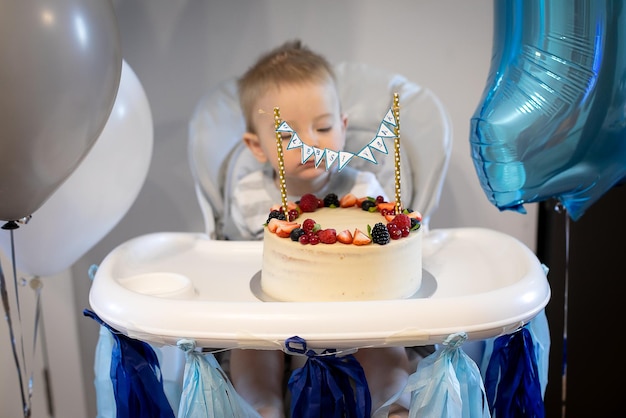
(374, 332, 490, 418)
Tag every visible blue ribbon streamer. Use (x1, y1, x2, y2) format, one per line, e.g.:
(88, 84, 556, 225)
(401, 333, 490, 418)
(176, 339, 261, 418)
(83, 309, 174, 418)
(484, 326, 544, 418)
(286, 336, 371, 418)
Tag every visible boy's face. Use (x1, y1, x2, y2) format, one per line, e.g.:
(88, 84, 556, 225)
(244, 78, 347, 189)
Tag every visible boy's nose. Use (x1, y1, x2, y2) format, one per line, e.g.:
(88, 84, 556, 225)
(302, 133, 319, 147)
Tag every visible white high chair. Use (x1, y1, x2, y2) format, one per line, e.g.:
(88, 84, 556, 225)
(188, 62, 453, 239)
(89, 62, 552, 418)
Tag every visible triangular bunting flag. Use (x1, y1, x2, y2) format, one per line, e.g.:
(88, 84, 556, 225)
(338, 151, 355, 171)
(301, 144, 314, 163)
(368, 137, 389, 154)
(376, 122, 396, 138)
(286, 132, 303, 149)
(325, 149, 338, 170)
(313, 147, 326, 168)
(276, 121, 294, 132)
(383, 108, 396, 126)
(357, 146, 378, 164)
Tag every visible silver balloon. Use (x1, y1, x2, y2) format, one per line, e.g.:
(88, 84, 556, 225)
(0, 0, 122, 221)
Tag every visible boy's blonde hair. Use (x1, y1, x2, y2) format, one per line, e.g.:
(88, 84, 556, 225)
(237, 39, 337, 133)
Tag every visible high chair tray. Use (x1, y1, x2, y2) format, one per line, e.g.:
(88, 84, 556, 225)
(89, 227, 550, 350)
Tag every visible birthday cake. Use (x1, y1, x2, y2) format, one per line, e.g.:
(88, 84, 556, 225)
(261, 192, 422, 302)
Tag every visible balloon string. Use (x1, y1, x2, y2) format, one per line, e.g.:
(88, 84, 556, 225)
(39, 306, 55, 417)
(27, 278, 44, 416)
(0, 254, 29, 416)
(553, 201, 569, 418)
(11, 229, 32, 416)
(562, 210, 570, 418)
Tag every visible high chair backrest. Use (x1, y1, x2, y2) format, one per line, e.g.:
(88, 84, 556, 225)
(188, 62, 452, 239)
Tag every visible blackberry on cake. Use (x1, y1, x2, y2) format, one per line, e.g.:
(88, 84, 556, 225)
(371, 222, 390, 245)
(323, 193, 340, 208)
(266, 209, 285, 224)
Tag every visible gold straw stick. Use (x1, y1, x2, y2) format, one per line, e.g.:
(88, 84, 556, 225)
(274, 107, 288, 214)
(393, 93, 402, 214)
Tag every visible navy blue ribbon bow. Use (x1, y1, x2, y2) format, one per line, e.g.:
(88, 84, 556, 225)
(286, 336, 371, 418)
(84, 309, 174, 418)
(484, 326, 544, 418)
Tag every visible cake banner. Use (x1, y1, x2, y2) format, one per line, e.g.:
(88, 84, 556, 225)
(286, 336, 371, 418)
(277, 106, 398, 172)
(470, 0, 626, 221)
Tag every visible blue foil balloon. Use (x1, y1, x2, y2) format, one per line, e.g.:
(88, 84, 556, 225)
(470, 0, 626, 221)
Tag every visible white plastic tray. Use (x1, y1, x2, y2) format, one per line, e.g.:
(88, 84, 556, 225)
(89, 228, 550, 350)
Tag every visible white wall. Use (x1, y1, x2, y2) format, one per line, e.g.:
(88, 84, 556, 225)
(3, 1, 540, 417)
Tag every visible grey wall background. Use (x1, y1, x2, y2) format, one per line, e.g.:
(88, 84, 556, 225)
(2, 1, 540, 417)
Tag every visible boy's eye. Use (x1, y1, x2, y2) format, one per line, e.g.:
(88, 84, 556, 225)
(280, 133, 292, 141)
(317, 127, 332, 133)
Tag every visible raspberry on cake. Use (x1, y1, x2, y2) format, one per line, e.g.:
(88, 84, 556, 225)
(298, 193, 319, 212)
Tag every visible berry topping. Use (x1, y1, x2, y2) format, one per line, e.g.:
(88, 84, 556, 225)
(302, 218, 317, 233)
(299, 193, 319, 213)
(352, 228, 372, 246)
(290, 228, 306, 241)
(406, 210, 423, 222)
(266, 210, 285, 224)
(390, 213, 411, 230)
(275, 221, 301, 238)
(266, 192, 421, 245)
(339, 193, 358, 208)
(371, 222, 390, 245)
(337, 229, 354, 244)
(287, 208, 300, 221)
(361, 199, 377, 212)
(323, 193, 340, 208)
(267, 218, 282, 233)
(386, 223, 403, 240)
(317, 228, 337, 244)
(376, 201, 397, 213)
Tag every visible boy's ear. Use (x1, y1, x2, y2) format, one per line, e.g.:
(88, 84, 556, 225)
(243, 132, 268, 163)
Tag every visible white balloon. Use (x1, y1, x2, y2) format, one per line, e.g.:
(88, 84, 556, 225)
(0, 60, 153, 277)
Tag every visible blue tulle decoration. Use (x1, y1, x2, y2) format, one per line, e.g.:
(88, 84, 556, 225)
(481, 309, 550, 399)
(286, 336, 371, 418)
(176, 339, 261, 418)
(484, 326, 544, 418)
(94, 324, 117, 418)
(84, 309, 174, 418)
(401, 333, 490, 418)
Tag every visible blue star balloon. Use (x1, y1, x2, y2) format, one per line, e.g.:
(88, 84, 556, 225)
(470, 0, 626, 221)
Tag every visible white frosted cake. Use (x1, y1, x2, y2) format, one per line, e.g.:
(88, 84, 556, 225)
(261, 193, 422, 302)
